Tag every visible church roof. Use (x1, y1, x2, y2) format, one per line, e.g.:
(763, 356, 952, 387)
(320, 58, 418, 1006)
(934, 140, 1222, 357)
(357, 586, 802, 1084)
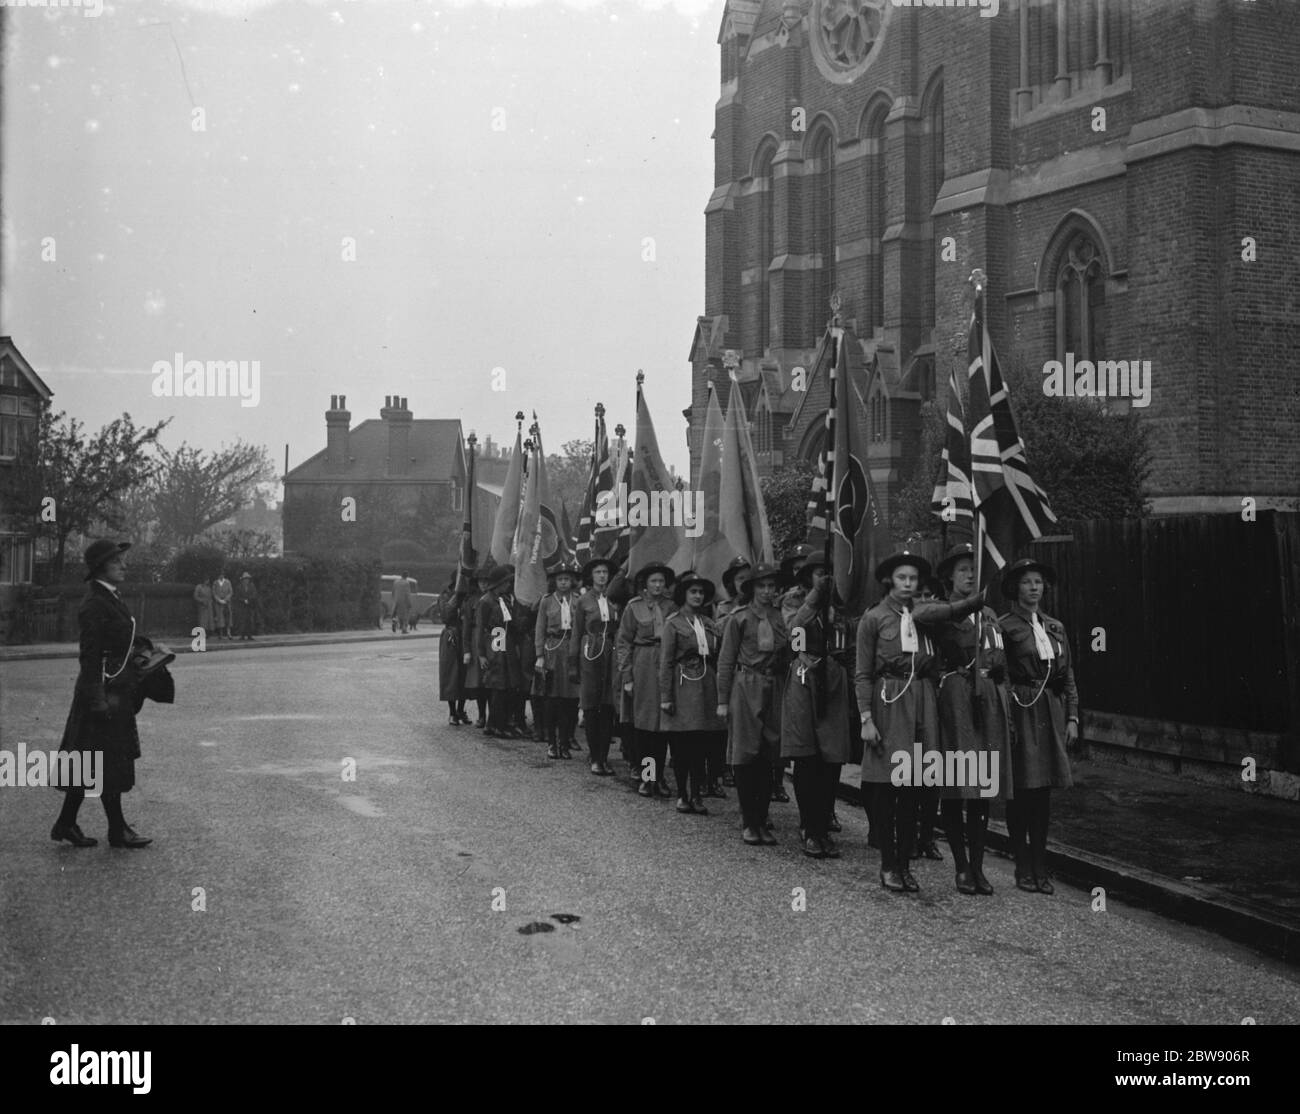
(719, 0, 763, 43)
(286, 418, 464, 484)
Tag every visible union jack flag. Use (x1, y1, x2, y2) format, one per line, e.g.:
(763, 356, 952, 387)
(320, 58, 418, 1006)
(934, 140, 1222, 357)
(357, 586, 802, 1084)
(930, 365, 974, 531)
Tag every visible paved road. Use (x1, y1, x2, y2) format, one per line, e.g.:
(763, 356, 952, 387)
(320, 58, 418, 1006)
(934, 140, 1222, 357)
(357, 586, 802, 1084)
(2, 642, 1297, 1024)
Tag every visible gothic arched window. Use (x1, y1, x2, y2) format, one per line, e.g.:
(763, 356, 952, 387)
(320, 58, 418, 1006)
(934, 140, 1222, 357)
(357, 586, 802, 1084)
(755, 141, 778, 356)
(1055, 233, 1106, 365)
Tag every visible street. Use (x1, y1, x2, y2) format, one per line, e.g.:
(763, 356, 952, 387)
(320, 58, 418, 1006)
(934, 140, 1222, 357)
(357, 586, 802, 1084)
(2, 640, 1297, 1025)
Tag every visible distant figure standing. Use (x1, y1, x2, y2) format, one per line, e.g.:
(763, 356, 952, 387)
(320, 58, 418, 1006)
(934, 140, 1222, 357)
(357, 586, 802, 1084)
(193, 580, 213, 635)
(391, 573, 413, 634)
(234, 572, 259, 641)
(212, 572, 233, 640)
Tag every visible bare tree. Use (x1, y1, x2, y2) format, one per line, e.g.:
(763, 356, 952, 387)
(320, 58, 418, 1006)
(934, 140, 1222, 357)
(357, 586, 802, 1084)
(150, 440, 276, 548)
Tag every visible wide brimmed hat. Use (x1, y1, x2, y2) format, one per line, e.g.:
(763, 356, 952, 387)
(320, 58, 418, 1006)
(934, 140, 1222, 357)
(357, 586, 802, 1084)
(240, 571, 253, 580)
(581, 556, 617, 582)
(634, 561, 675, 589)
(793, 554, 828, 587)
(673, 572, 716, 606)
(550, 561, 580, 579)
(487, 564, 515, 590)
(1001, 557, 1056, 600)
(779, 544, 814, 580)
(721, 556, 752, 595)
(474, 563, 494, 580)
(82, 539, 131, 581)
(936, 542, 976, 582)
(736, 562, 784, 597)
(875, 549, 932, 584)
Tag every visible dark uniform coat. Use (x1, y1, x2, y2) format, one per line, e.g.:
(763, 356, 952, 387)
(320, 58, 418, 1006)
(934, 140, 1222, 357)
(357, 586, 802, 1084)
(477, 590, 521, 692)
(59, 583, 141, 795)
(781, 586, 850, 763)
(192, 583, 213, 631)
(460, 588, 483, 691)
(929, 604, 1012, 800)
(1000, 605, 1077, 792)
(535, 591, 581, 700)
(616, 594, 671, 731)
(438, 588, 464, 701)
(853, 597, 946, 783)
(570, 588, 619, 709)
(657, 611, 723, 733)
(716, 600, 788, 765)
(234, 578, 259, 634)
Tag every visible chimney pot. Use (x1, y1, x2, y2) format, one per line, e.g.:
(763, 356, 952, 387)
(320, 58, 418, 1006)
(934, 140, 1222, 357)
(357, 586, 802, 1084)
(401, 397, 408, 410)
(339, 395, 346, 409)
(330, 394, 338, 410)
(384, 395, 391, 409)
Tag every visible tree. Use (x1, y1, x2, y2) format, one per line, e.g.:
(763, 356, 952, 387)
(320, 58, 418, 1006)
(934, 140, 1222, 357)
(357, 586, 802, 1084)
(204, 528, 280, 561)
(0, 404, 168, 581)
(546, 438, 594, 533)
(150, 440, 276, 548)
(892, 400, 948, 543)
(760, 458, 818, 558)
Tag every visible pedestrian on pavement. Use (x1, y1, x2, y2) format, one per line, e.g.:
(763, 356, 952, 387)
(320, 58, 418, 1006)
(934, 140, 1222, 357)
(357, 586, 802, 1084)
(658, 572, 722, 815)
(1000, 557, 1078, 896)
(234, 572, 260, 640)
(50, 539, 154, 850)
(461, 566, 491, 728)
(782, 555, 849, 859)
(478, 565, 521, 739)
(193, 578, 213, 636)
(438, 573, 469, 726)
(857, 550, 989, 891)
(391, 573, 413, 634)
(212, 571, 233, 640)
(716, 563, 788, 846)
(930, 543, 1010, 896)
(570, 557, 620, 776)
(536, 563, 583, 759)
(616, 562, 676, 794)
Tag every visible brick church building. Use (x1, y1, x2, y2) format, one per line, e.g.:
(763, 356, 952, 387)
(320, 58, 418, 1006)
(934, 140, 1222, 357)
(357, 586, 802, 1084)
(686, 0, 1300, 519)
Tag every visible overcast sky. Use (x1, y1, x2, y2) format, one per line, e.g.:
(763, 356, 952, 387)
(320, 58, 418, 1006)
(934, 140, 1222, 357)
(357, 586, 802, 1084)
(2, 0, 720, 482)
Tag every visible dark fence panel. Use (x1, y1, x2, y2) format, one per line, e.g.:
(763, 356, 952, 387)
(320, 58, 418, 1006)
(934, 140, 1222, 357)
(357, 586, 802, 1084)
(1024, 512, 1290, 734)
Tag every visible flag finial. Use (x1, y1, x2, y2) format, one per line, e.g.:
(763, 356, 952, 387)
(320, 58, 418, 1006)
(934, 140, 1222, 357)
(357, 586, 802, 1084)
(514, 410, 524, 426)
(595, 402, 605, 419)
(829, 289, 842, 325)
(636, 369, 645, 387)
(615, 423, 626, 438)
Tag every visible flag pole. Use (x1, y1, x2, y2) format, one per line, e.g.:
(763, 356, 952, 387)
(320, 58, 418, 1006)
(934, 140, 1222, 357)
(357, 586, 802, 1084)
(822, 297, 843, 710)
(970, 269, 987, 729)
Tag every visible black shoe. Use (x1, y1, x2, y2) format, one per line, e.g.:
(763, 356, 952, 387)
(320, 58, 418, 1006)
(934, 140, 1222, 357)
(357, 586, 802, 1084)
(802, 835, 826, 858)
(721, 771, 735, 788)
(591, 762, 608, 776)
(557, 745, 572, 760)
(742, 827, 763, 846)
(820, 835, 842, 859)
(50, 821, 97, 848)
(1016, 874, 1040, 893)
(1036, 877, 1056, 896)
(690, 796, 709, 816)
(956, 869, 978, 895)
(108, 825, 152, 849)
(827, 811, 842, 833)
(676, 798, 695, 814)
(637, 781, 654, 797)
(547, 743, 561, 759)
(483, 728, 500, 738)
(900, 869, 920, 893)
(880, 870, 905, 892)
(759, 828, 778, 846)
(771, 787, 790, 803)
(704, 782, 726, 799)
(475, 717, 486, 729)
(601, 762, 618, 776)
(920, 840, 944, 861)
(656, 781, 672, 798)
(449, 715, 462, 727)
(973, 868, 994, 895)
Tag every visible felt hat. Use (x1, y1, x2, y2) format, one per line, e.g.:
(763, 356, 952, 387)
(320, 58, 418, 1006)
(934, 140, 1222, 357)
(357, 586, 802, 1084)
(239, 571, 253, 581)
(581, 556, 617, 583)
(736, 562, 784, 599)
(936, 542, 977, 582)
(634, 561, 676, 590)
(793, 553, 828, 587)
(874, 549, 932, 584)
(779, 544, 814, 582)
(550, 561, 580, 579)
(673, 572, 716, 606)
(1001, 557, 1056, 600)
(82, 539, 130, 581)
(721, 556, 752, 596)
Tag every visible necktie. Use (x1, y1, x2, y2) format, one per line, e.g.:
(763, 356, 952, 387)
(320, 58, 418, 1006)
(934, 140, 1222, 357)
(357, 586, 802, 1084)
(559, 598, 571, 630)
(651, 601, 664, 638)
(499, 599, 512, 623)
(690, 616, 708, 658)
(756, 612, 775, 652)
(899, 607, 918, 653)
(597, 596, 610, 623)
(1031, 613, 1055, 661)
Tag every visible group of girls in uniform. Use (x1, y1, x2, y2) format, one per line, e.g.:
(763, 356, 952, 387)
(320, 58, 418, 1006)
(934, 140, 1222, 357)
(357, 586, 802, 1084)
(437, 542, 1078, 896)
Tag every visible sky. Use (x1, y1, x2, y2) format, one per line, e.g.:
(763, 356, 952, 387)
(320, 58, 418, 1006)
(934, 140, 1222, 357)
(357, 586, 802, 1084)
(1, 0, 722, 484)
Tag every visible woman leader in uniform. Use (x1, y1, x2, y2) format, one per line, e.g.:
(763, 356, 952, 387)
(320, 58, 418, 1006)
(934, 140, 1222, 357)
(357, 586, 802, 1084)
(535, 562, 583, 759)
(1000, 557, 1077, 895)
(781, 555, 849, 859)
(461, 565, 491, 728)
(51, 540, 153, 849)
(438, 572, 469, 726)
(617, 561, 675, 796)
(716, 563, 787, 846)
(856, 551, 987, 892)
(931, 543, 1010, 895)
(570, 556, 620, 776)
(658, 572, 722, 814)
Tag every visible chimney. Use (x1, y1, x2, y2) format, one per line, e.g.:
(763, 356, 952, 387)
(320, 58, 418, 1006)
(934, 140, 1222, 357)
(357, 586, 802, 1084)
(380, 393, 414, 476)
(326, 394, 351, 472)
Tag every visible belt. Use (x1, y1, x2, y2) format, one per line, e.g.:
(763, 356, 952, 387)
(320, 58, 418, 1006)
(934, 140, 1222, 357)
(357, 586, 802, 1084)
(738, 663, 778, 677)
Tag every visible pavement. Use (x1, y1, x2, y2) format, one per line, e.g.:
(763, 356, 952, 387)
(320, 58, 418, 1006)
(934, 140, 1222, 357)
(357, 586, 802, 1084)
(4, 639, 1297, 1023)
(4, 626, 1299, 969)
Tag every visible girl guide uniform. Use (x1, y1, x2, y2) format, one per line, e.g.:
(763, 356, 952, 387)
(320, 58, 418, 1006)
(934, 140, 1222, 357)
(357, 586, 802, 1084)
(535, 562, 583, 759)
(930, 543, 1011, 896)
(781, 555, 849, 860)
(855, 550, 987, 893)
(999, 558, 1078, 895)
(616, 562, 676, 797)
(570, 557, 621, 777)
(715, 562, 787, 847)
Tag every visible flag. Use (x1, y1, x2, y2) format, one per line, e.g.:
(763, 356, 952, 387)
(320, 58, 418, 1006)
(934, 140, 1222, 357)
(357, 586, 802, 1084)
(684, 382, 728, 581)
(930, 366, 974, 535)
(557, 500, 576, 568)
(576, 409, 612, 565)
(627, 377, 686, 572)
(825, 329, 890, 613)
(715, 377, 773, 577)
(454, 433, 477, 593)
(512, 420, 562, 605)
(489, 425, 524, 566)
(967, 286, 1057, 575)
